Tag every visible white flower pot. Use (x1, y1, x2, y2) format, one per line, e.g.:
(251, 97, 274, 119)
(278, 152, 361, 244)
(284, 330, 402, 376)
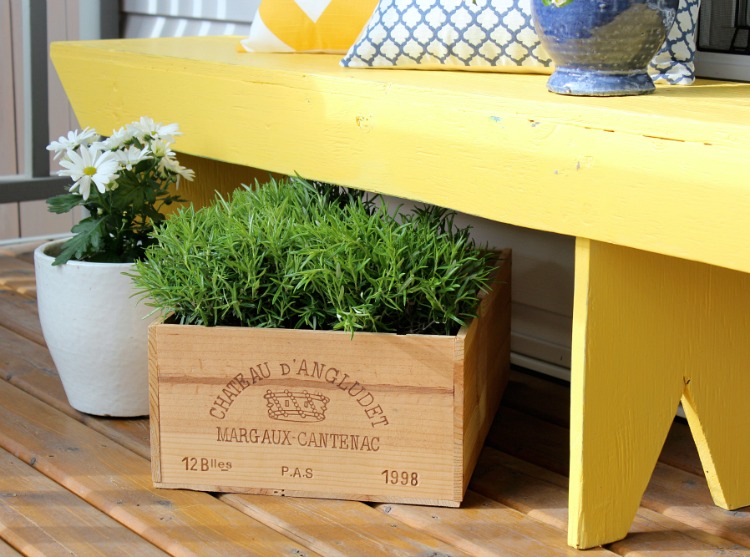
(34, 240, 157, 417)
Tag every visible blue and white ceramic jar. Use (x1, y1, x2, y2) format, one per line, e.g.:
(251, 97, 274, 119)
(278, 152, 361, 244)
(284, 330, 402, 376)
(531, 0, 679, 96)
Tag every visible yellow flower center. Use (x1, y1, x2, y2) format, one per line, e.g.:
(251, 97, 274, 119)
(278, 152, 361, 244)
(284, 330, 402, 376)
(83, 166, 97, 176)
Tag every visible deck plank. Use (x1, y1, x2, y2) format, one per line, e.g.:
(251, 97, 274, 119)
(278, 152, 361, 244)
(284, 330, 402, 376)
(222, 493, 473, 557)
(0, 255, 36, 298)
(488, 400, 750, 555)
(489, 405, 570, 476)
(0, 372, 479, 557)
(0, 240, 45, 346)
(660, 423, 705, 477)
(505, 370, 738, 548)
(0, 318, 71, 406)
(0, 315, 472, 556)
(644, 463, 750, 549)
(0, 288, 45, 346)
(472, 449, 750, 556)
(0, 537, 23, 556)
(375, 490, 614, 557)
(0, 378, 320, 557)
(501, 372, 572, 428)
(0, 447, 168, 557)
(0, 319, 151, 459)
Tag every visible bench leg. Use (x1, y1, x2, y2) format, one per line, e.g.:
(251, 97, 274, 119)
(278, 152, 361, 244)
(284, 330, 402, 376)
(569, 239, 685, 548)
(680, 263, 750, 511)
(569, 239, 750, 549)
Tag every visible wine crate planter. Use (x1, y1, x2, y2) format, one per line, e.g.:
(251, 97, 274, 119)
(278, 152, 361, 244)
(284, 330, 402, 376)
(149, 250, 510, 507)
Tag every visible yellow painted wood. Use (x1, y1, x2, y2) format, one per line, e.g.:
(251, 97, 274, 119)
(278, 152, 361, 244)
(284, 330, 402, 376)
(569, 239, 750, 549)
(172, 153, 281, 209)
(680, 263, 750, 510)
(50, 36, 750, 274)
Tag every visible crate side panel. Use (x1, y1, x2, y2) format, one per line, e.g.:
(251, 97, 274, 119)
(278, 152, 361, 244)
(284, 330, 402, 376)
(461, 250, 512, 492)
(153, 326, 460, 503)
(148, 322, 163, 483)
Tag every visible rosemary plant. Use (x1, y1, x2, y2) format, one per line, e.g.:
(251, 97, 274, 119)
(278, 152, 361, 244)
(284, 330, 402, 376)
(132, 177, 496, 335)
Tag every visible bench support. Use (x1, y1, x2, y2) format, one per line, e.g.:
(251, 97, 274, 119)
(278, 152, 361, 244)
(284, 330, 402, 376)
(569, 238, 750, 549)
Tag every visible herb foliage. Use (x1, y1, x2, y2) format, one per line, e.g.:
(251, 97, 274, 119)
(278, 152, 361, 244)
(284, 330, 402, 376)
(132, 177, 496, 335)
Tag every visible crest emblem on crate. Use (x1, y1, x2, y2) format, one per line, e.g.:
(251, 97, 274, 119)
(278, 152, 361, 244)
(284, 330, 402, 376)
(264, 389, 329, 422)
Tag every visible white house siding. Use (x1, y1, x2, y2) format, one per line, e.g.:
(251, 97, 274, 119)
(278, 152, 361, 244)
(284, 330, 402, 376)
(120, 0, 257, 38)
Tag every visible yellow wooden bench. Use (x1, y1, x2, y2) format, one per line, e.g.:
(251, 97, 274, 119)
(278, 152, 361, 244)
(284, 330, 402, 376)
(50, 35, 750, 549)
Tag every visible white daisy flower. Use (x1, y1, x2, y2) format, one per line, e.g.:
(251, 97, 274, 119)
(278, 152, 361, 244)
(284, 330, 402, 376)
(149, 138, 175, 159)
(99, 125, 136, 150)
(128, 116, 181, 143)
(115, 145, 152, 170)
(159, 155, 195, 184)
(46, 127, 99, 159)
(176, 164, 195, 183)
(58, 145, 120, 201)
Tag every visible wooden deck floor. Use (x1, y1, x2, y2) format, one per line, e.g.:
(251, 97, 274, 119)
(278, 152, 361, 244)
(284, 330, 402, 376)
(1, 239, 749, 556)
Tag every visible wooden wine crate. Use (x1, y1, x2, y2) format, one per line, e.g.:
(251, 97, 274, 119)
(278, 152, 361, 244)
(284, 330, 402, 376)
(149, 250, 510, 507)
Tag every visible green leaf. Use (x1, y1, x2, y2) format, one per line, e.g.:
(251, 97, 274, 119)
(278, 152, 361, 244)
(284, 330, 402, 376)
(108, 179, 148, 214)
(52, 217, 108, 265)
(46, 193, 82, 215)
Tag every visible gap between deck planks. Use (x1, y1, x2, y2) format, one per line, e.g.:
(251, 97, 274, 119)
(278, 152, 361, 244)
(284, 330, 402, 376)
(0, 241, 749, 556)
(0, 537, 23, 557)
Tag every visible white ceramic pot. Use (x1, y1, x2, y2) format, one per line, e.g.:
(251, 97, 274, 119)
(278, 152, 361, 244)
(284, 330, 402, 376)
(34, 240, 157, 417)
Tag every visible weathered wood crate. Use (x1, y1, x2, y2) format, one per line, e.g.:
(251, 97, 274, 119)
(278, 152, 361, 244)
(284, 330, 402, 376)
(149, 250, 510, 506)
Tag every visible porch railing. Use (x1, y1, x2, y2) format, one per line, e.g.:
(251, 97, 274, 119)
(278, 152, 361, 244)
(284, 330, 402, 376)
(0, 0, 118, 204)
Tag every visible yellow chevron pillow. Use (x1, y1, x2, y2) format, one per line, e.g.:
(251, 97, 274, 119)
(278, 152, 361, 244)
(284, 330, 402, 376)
(240, 0, 379, 53)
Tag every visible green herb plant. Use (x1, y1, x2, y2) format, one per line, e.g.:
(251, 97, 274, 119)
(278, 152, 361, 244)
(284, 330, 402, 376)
(132, 177, 496, 336)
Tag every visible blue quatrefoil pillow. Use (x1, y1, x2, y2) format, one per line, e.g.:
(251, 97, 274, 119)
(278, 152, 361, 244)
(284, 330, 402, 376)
(648, 0, 701, 85)
(341, 0, 553, 73)
(341, 0, 700, 86)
